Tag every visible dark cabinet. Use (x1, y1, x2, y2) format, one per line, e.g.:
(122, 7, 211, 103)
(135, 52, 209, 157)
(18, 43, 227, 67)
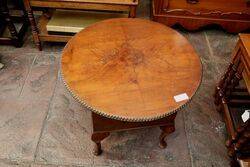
(0, 0, 28, 47)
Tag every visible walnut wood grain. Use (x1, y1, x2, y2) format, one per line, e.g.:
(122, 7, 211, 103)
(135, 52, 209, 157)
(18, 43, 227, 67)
(61, 18, 202, 122)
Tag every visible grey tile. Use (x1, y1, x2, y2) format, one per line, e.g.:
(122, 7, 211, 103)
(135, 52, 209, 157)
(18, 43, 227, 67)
(183, 81, 229, 167)
(186, 32, 211, 62)
(204, 30, 238, 82)
(31, 164, 75, 167)
(0, 99, 42, 161)
(19, 54, 58, 99)
(185, 32, 219, 83)
(0, 54, 58, 161)
(200, 59, 219, 83)
(35, 80, 93, 166)
(205, 30, 238, 64)
(213, 64, 230, 83)
(0, 161, 30, 167)
(0, 52, 35, 98)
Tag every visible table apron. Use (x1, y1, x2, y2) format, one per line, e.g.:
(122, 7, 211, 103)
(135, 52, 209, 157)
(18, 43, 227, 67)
(92, 112, 177, 133)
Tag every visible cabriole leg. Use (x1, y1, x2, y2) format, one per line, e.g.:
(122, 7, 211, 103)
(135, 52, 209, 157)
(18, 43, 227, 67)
(91, 132, 110, 155)
(159, 123, 175, 148)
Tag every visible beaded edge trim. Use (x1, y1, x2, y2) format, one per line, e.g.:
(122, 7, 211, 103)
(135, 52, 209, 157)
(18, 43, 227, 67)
(60, 66, 202, 122)
(59, 35, 203, 122)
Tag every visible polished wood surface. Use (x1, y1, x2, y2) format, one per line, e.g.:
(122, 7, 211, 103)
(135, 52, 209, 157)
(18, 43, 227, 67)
(152, 0, 250, 33)
(239, 34, 250, 93)
(240, 34, 250, 72)
(61, 18, 202, 122)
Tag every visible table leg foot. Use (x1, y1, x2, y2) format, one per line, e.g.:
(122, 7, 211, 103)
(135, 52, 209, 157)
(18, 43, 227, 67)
(91, 132, 110, 156)
(93, 142, 102, 156)
(159, 124, 175, 149)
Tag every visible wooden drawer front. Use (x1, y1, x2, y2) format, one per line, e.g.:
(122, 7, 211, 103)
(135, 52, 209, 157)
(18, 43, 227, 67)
(29, 0, 133, 10)
(162, 0, 250, 20)
(30, 0, 138, 5)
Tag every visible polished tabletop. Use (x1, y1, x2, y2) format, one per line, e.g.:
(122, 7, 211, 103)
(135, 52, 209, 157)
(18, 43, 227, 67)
(61, 18, 202, 122)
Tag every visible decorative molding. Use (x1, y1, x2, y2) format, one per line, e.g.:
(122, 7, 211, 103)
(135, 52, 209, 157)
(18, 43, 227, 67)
(163, 8, 250, 18)
(60, 63, 200, 122)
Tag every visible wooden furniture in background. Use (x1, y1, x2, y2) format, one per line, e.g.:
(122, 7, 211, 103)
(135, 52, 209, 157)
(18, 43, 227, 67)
(22, 0, 139, 50)
(214, 34, 250, 167)
(46, 10, 128, 33)
(0, 0, 28, 47)
(239, 159, 250, 167)
(61, 18, 202, 155)
(152, 0, 250, 33)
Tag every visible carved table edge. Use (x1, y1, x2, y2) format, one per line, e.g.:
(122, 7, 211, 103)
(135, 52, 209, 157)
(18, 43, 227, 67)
(60, 46, 203, 122)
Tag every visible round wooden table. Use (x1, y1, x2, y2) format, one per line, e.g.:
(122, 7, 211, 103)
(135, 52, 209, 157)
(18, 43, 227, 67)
(61, 18, 202, 155)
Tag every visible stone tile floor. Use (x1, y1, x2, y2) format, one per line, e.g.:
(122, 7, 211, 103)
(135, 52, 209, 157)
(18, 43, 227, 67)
(0, 1, 239, 166)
